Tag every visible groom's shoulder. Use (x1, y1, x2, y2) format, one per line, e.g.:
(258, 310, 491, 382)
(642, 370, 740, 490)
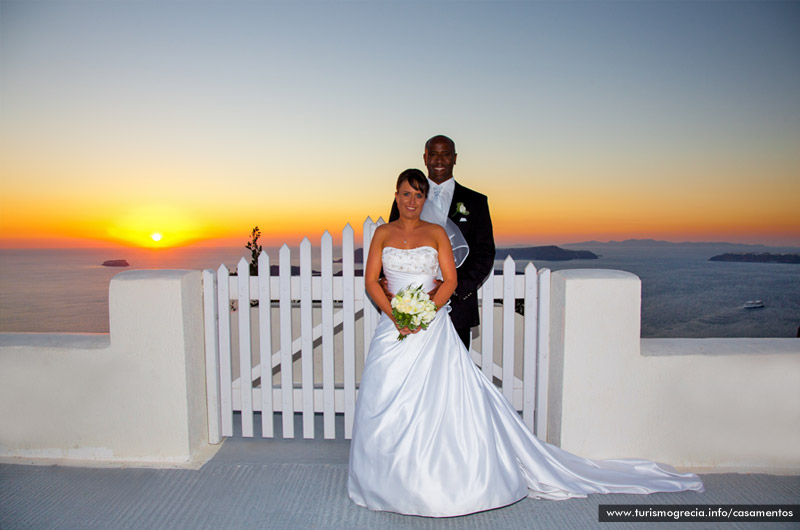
(454, 181, 489, 203)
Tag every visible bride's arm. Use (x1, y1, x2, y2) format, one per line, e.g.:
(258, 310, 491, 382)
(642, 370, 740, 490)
(364, 226, 395, 319)
(432, 226, 457, 310)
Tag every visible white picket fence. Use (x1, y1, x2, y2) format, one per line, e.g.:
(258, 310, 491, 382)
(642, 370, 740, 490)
(202, 218, 551, 443)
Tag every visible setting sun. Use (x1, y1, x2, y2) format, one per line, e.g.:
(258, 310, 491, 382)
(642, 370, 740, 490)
(98, 204, 211, 248)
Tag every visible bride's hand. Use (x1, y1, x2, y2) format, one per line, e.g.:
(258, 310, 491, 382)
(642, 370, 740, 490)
(393, 320, 421, 336)
(397, 326, 421, 336)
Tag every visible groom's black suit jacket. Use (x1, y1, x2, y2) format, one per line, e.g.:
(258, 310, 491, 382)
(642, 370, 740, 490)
(390, 181, 495, 330)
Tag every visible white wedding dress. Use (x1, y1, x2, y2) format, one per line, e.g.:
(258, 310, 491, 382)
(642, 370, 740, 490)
(347, 246, 703, 517)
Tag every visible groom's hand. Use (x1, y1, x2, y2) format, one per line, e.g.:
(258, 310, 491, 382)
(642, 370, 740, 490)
(379, 277, 394, 302)
(427, 280, 442, 298)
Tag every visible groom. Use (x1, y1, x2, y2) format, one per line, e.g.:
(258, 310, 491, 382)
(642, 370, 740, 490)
(389, 135, 496, 348)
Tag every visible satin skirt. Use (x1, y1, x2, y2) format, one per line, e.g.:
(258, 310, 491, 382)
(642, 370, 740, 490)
(347, 291, 704, 517)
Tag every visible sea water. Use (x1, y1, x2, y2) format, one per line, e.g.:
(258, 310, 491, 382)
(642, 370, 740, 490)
(523, 244, 800, 338)
(0, 246, 251, 333)
(1, 244, 798, 337)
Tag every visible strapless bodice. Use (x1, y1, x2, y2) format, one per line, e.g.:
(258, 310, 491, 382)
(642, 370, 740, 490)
(382, 246, 439, 294)
(382, 246, 439, 276)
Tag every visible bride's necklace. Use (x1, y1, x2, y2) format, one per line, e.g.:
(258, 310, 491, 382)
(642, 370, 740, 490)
(397, 220, 418, 247)
(399, 226, 410, 246)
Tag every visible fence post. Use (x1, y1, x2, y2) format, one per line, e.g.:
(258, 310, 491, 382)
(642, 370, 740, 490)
(522, 262, 538, 432)
(202, 269, 222, 444)
(279, 245, 294, 438)
(300, 238, 314, 438)
(343, 224, 356, 438)
(258, 252, 273, 438)
(216, 264, 233, 437)
(321, 231, 335, 439)
(362, 217, 376, 361)
(480, 269, 495, 379)
(237, 258, 254, 437)
(502, 256, 516, 402)
(536, 268, 551, 439)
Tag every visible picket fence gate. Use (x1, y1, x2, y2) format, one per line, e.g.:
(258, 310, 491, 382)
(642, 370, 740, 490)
(202, 218, 551, 444)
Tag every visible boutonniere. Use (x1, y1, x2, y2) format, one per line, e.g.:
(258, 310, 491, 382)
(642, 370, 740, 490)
(452, 202, 469, 218)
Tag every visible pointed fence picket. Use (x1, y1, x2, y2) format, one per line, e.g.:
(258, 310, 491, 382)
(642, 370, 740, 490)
(257, 252, 273, 438)
(321, 231, 336, 439)
(278, 245, 294, 438)
(215, 263, 233, 437)
(202, 269, 221, 445)
(202, 218, 550, 441)
(342, 223, 357, 439)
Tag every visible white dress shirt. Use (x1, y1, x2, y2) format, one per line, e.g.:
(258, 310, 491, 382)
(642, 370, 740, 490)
(428, 177, 455, 215)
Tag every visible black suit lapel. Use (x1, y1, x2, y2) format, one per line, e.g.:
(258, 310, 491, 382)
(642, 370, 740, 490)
(449, 181, 465, 218)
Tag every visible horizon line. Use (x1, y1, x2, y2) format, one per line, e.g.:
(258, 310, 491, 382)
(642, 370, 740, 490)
(2, 237, 799, 251)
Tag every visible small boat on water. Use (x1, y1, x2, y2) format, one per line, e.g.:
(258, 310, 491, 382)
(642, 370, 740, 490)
(743, 300, 765, 309)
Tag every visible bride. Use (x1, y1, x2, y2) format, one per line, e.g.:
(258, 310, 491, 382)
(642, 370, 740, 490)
(347, 169, 703, 518)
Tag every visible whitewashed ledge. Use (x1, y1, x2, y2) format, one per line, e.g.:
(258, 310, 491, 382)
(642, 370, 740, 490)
(0, 333, 109, 349)
(643, 338, 800, 356)
(548, 269, 800, 474)
(0, 270, 216, 468)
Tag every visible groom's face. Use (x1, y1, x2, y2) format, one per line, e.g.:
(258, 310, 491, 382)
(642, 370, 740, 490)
(424, 139, 457, 185)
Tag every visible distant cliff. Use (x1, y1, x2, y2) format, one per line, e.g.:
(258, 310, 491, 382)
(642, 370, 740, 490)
(334, 248, 364, 264)
(496, 245, 599, 261)
(709, 253, 800, 264)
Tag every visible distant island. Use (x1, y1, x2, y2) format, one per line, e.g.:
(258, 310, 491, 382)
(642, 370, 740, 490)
(709, 253, 800, 264)
(496, 245, 598, 261)
(334, 245, 598, 264)
(102, 260, 129, 267)
(568, 238, 740, 247)
(564, 238, 775, 250)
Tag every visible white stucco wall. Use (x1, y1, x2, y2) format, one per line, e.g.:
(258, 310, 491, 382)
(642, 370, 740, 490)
(547, 269, 800, 473)
(0, 270, 211, 466)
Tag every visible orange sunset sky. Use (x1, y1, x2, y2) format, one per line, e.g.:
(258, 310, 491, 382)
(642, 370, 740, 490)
(1, 1, 799, 250)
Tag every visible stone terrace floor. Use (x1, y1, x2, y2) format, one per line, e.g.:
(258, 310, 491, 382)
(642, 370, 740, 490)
(2, 414, 798, 530)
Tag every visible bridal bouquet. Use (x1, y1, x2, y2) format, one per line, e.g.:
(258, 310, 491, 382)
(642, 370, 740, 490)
(391, 284, 437, 341)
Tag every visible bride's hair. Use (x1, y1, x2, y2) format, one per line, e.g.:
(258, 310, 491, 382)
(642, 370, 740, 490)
(396, 169, 429, 197)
